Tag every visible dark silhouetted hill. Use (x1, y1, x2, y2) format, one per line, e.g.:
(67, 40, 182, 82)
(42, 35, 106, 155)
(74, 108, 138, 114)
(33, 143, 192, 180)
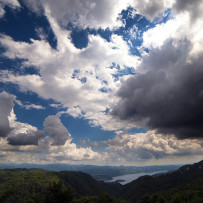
(0, 160, 202, 202)
(0, 168, 122, 202)
(0, 163, 180, 181)
(120, 160, 203, 202)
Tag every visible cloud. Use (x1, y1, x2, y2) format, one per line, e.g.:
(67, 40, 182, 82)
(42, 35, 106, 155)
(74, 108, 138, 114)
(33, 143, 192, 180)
(8, 108, 39, 135)
(111, 38, 203, 139)
(0, 0, 20, 7)
(22, 0, 175, 29)
(0, 0, 21, 18)
(2, 0, 202, 136)
(49, 140, 101, 162)
(129, 0, 174, 21)
(0, 92, 45, 146)
(95, 130, 203, 163)
(0, 5, 5, 17)
(21, 0, 43, 15)
(141, 9, 203, 58)
(1, 0, 203, 165)
(142, 13, 190, 49)
(7, 130, 46, 145)
(0, 91, 15, 137)
(0, 14, 139, 131)
(2, 93, 69, 147)
(0, 136, 103, 164)
(0, 91, 103, 163)
(44, 114, 71, 145)
(111, 0, 203, 139)
(15, 99, 45, 110)
(24, 0, 130, 29)
(0, 0, 20, 18)
(172, 0, 203, 22)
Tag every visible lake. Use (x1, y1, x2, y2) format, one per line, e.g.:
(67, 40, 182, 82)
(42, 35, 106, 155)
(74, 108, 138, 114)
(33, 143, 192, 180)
(105, 171, 167, 185)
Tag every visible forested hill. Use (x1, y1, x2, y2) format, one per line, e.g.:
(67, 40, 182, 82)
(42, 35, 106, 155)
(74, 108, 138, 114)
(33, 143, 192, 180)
(0, 160, 202, 202)
(0, 163, 180, 181)
(120, 160, 203, 202)
(0, 169, 123, 202)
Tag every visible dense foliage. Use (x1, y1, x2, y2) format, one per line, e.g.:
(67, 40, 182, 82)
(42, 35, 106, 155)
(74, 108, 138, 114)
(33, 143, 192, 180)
(0, 169, 60, 202)
(0, 160, 202, 202)
(138, 177, 203, 203)
(0, 169, 124, 202)
(121, 160, 203, 202)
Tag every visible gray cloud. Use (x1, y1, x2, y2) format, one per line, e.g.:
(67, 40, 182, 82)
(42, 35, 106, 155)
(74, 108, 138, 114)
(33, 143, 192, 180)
(7, 130, 46, 145)
(22, 0, 129, 29)
(173, 0, 203, 22)
(96, 131, 203, 162)
(44, 114, 71, 145)
(0, 91, 15, 137)
(111, 40, 203, 139)
(0, 0, 20, 18)
(22, 0, 43, 15)
(0, 91, 71, 146)
(131, 0, 167, 21)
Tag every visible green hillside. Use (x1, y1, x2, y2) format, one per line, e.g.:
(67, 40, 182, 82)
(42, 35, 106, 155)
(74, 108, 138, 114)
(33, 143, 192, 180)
(0, 168, 124, 202)
(56, 171, 122, 197)
(120, 160, 203, 202)
(138, 177, 203, 203)
(0, 160, 202, 202)
(0, 169, 60, 202)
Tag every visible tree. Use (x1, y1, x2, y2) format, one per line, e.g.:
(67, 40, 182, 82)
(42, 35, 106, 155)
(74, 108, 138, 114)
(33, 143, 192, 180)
(43, 181, 75, 203)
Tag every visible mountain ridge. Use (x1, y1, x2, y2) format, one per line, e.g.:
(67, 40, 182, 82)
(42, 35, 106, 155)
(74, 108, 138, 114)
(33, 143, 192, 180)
(120, 160, 203, 202)
(0, 160, 202, 202)
(0, 162, 181, 181)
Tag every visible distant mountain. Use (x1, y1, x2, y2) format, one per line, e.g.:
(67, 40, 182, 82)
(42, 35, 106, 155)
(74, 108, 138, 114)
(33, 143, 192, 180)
(120, 160, 203, 202)
(0, 163, 181, 181)
(0, 160, 202, 202)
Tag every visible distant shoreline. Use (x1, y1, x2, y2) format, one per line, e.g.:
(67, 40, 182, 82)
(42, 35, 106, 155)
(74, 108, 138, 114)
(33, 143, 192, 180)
(105, 170, 168, 185)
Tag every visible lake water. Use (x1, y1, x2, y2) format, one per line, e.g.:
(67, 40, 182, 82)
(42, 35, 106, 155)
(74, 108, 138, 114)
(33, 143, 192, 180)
(105, 171, 167, 185)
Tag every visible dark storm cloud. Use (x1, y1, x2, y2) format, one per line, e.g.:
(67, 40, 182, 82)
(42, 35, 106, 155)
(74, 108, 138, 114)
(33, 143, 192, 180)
(135, 0, 166, 20)
(22, 0, 43, 15)
(122, 147, 166, 160)
(7, 130, 46, 146)
(173, 0, 203, 22)
(44, 114, 71, 145)
(0, 91, 15, 137)
(111, 40, 203, 139)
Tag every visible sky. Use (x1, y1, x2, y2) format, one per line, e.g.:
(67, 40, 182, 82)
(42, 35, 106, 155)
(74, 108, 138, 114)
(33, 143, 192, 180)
(0, 0, 203, 166)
